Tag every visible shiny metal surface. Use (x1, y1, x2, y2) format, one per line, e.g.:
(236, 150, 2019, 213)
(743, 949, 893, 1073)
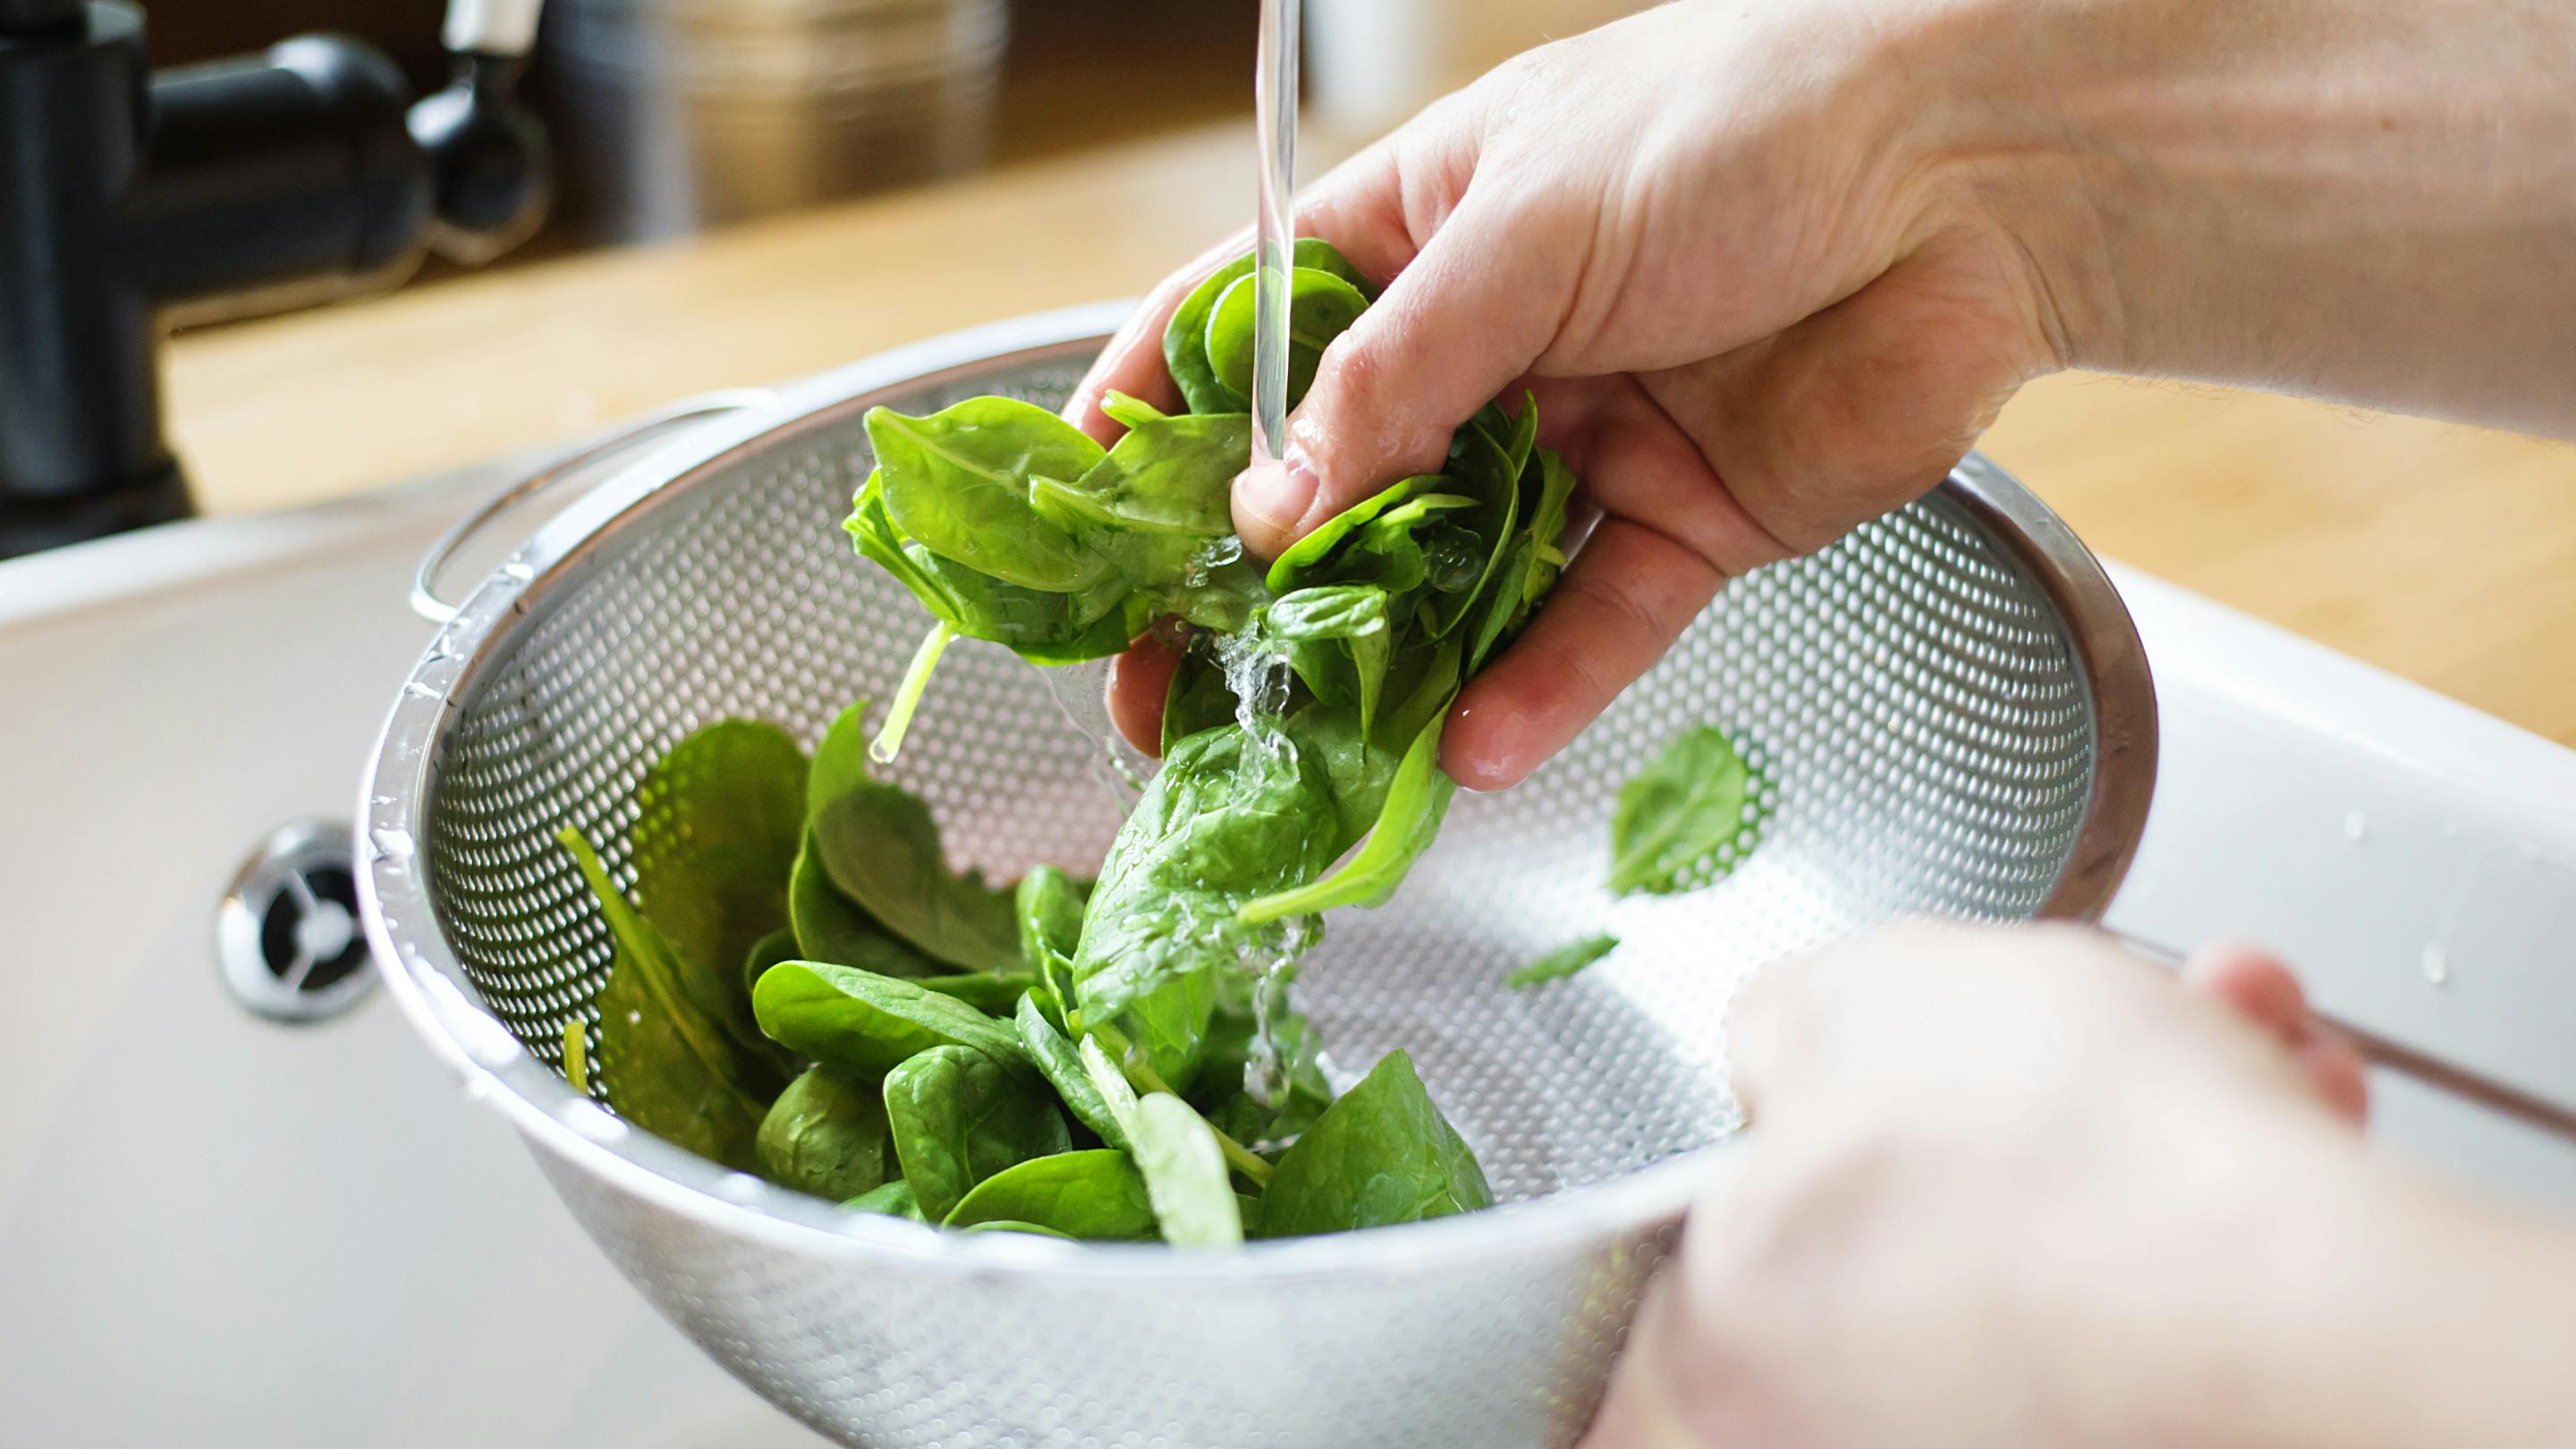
(544, 0, 1008, 242)
(360, 307, 2156, 1448)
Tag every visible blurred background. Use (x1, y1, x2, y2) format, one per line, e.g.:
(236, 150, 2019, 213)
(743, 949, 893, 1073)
(153, 0, 1649, 267)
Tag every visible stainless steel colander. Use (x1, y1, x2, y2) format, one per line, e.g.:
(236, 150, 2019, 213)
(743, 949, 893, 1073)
(359, 301, 2157, 1449)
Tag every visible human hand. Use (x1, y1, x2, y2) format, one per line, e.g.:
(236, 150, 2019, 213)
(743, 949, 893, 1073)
(1580, 924, 2576, 1449)
(1080, 0, 2576, 784)
(1076, 0, 2070, 784)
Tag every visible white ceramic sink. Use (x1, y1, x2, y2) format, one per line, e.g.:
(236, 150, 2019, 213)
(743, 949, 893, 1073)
(3, 420, 2570, 1445)
(0, 462, 830, 1448)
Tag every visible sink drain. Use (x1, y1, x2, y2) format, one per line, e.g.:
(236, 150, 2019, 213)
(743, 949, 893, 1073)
(217, 820, 379, 1023)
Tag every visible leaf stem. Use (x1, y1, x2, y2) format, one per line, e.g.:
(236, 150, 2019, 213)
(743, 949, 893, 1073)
(872, 620, 955, 765)
(563, 1018, 589, 1096)
(1121, 1050, 1274, 1187)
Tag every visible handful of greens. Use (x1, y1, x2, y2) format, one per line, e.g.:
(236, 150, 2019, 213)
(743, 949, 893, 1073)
(563, 706, 1487, 1242)
(851, 240, 1580, 1090)
(550, 238, 1577, 1244)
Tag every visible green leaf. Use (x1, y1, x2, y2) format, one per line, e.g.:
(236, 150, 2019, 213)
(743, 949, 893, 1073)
(958, 1220, 1075, 1239)
(756, 1065, 891, 1201)
(1265, 584, 1393, 732)
(945, 1148, 1157, 1240)
(847, 477, 1133, 656)
(1072, 724, 1341, 1089)
(1035, 411, 1247, 538)
(867, 399, 1111, 593)
(1205, 267, 1371, 409)
(1194, 976, 1335, 1148)
(1015, 866, 1088, 1033)
(884, 1044, 1070, 1223)
(1607, 725, 1765, 896)
(1241, 708, 1457, 923)
(844, 1179, 924, 1220)
(788, 839, 941, 977)
(560, 828, 771, 1174)
(1467, 445, 1579, 670)
(1264, 476, 1431, 593)
(742, 925, 801, 996)
(811, 782, 1023, 974)
(1014, 993, 1131, 1152)
(1411, 419, 1523, 639)
(1163, 239, 1374, 415)
(752, 961, 1031, 1078)
(1505, 934, 1620, 989)
(1260, 1051, 1492, 1237)
(1130, 1094, 1245, 1247)
(625, 719, 808, 1059)
(913, 972, 1035, 1015)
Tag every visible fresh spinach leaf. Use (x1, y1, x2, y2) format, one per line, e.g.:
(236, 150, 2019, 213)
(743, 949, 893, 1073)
(1015, 993, 1131, 1152)
(867, 399, 1112, 594)
(812, 781, 1022, 974)
(1264, 584, 1392, 732)
(1240, 708, 1456, 923)
(1014, 865, 1088, 1031)
(757, 1065, 891, 1201)
(1163, 238, 1374, 414)
(560, 828, 773, 1173)
(625, 719, 808, 1060)
(752, 961, 1031, 1078)
(1607, 725, 1765, 896)
(1127, 1093, 1245, 1247)
(844, 1179, 924, 1220)
(1259, 1050, 1493, 1237)
(958, 1220, 1075, 1239)
(912, 972, 1035, 1015)
(788, 843, 940, 977)
(1505, 934, 1620, 989)
(884, 1044, 1071, 1223)
(1034, 411, 1247, 538)
(1072, 724, 1340, 1089)
(1205, 266, 1371, 409)
(743, 926, 801, 996)
(945, 1148, 1157, 1240)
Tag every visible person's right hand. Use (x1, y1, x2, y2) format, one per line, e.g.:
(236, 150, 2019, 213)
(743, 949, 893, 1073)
(1075, 0, 2075, 784)
(1077, 0, 2576, 784)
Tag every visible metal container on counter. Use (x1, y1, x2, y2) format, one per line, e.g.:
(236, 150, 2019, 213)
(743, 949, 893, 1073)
(543, 0, 1008, 242)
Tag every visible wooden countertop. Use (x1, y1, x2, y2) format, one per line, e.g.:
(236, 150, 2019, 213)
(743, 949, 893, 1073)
(167, 124, 2576, 749)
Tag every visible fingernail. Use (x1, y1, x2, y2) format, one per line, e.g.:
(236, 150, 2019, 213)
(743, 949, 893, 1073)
(1234, 451, 1321, 545)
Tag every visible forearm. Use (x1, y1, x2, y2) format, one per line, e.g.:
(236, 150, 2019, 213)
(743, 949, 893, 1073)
(1940, 0, 2576, 437)
(2147, 1146, 2576, 1449)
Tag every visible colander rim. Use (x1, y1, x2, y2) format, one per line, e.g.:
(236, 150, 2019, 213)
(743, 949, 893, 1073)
(359, 300, 2152, 1282)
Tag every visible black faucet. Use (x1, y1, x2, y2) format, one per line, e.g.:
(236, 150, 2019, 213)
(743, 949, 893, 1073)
(0, 0, 550, 560)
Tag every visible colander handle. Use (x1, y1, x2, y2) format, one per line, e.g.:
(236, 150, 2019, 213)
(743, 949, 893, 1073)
(410, 389, 775, 623)
(2114, 928, 2576, 1144)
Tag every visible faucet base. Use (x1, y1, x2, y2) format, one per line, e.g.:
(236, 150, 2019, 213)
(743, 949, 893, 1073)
(0, 463, 190, 562)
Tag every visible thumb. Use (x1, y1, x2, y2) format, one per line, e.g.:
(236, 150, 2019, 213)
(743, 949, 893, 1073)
(1233, 193, 1570, 557)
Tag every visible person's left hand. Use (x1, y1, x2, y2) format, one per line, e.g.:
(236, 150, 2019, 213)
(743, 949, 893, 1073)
(1581, 924, 2377, 1449)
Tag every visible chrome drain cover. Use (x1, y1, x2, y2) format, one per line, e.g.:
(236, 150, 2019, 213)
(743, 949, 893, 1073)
(217, 820, 378, 1023)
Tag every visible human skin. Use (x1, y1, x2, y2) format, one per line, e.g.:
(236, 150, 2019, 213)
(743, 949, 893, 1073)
(1577, 927, 2576, 1449)
(1071, 0, 2576, 787)
(1064, 2, 2576, 1441)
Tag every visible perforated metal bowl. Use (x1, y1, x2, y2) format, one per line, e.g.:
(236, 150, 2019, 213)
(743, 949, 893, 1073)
(360, 302, 2156, 1449)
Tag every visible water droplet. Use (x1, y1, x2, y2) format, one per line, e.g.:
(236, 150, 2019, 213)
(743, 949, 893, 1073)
(499, 559, 535, 583)
(713, 1173, 767, 1205)
(2343, 810, 2368, 843)
(2419, 943, 2451, 987)
(368, 826, 416, 860)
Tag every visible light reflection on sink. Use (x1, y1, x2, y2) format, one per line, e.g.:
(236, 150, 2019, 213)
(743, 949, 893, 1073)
(0, 459, 827, 1448)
